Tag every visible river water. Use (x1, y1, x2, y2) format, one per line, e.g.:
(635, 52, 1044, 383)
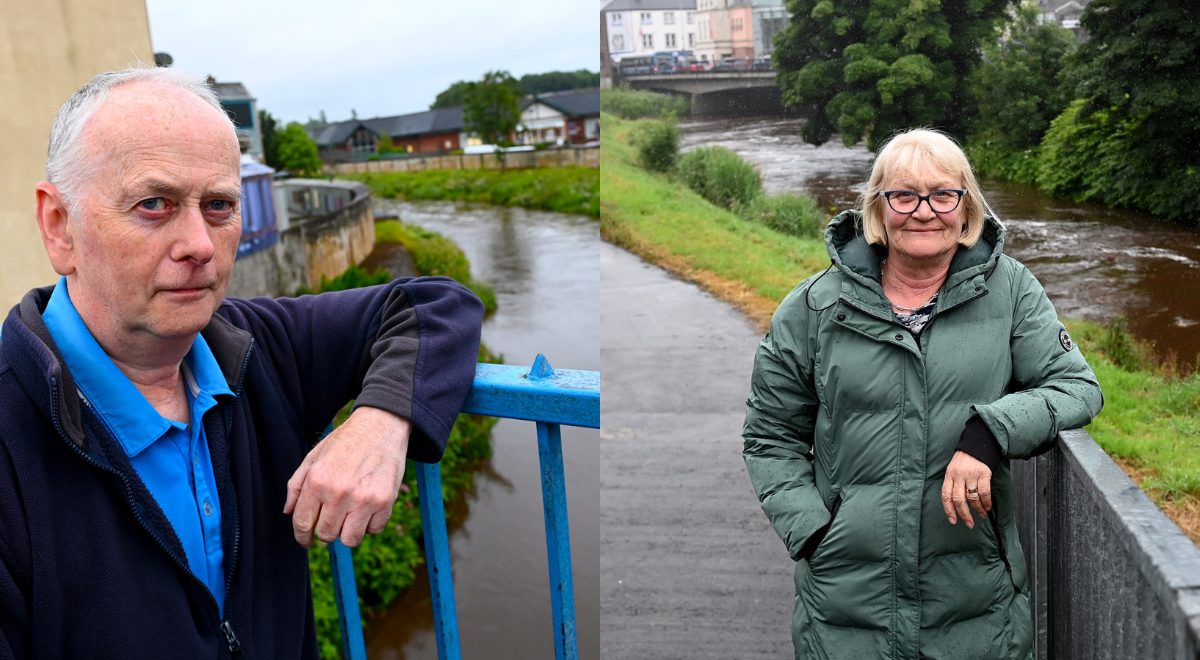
(679, 116, 1200, 367)
(366, 200, 599, 659)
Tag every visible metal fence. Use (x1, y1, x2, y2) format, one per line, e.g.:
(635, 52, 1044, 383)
(1013, 428, 1200, 659)
(329, 356, 600, 660)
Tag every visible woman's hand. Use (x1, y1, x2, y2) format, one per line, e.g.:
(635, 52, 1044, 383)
(940, 450, 992, 529)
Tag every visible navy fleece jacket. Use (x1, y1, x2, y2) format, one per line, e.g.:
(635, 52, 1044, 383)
(0, 278, 483, 659)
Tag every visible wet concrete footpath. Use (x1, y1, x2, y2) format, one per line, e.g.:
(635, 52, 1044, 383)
(601, 243, 794, 658)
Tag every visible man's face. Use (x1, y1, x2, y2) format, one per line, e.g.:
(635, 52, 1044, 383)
(62, 82, 242, 348)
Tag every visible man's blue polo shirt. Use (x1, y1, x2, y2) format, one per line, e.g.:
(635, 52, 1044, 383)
(42, 277, 231, 613)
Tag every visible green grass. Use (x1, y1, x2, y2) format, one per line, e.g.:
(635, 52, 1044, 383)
(602, 111, 1200, 537)
(1067, 319, 1200, 499)
(601, 112, 828, 314)
(375, 220, 497, 313)
(344, 166, 599, 218)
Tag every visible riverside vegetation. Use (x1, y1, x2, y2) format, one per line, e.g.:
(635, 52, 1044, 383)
(772, 0, 1199, 225)
(301, 224, 500, 658)
(602, 101, 1200, 545)
(343, 166, 599, 218)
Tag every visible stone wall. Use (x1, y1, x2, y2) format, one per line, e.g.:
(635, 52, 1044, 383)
(333, 145, 599, 176)
(226, 181, 375, 298)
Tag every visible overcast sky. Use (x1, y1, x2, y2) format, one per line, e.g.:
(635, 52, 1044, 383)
(145, 0, 599, 125)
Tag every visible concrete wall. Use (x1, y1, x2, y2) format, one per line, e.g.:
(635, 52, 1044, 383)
(333, 145, 599, 175)
(0, 0, 154, 308)
(226, 182, 375, 298)
(1013, 429, 1200, 659)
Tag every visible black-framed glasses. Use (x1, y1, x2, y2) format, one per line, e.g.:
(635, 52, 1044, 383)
(878, 189, 967, 214)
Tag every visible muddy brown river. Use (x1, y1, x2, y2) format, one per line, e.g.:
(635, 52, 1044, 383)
(679, 116, 1200, 369)
(365, 200, 599, 659)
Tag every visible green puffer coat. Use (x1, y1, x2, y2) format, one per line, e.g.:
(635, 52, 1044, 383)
(743, 211, 1102, 660)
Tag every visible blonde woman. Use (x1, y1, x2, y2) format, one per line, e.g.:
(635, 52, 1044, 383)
(743, 128, 1102, 659)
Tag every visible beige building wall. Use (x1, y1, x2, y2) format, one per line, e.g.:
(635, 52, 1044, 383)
(0, 0, 153, 308)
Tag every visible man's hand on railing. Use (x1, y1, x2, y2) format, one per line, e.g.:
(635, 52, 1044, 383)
(284, 407, 411, 548)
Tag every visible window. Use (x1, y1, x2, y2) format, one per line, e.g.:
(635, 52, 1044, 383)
(687, 12, 694, 24)
(611, 12, 622, 25)
(642, 33, 653, 48)
(350, 128, 375, 153)
(664, 11, 675, 24)
(733, 17, 743, 32)
(613, 34, 625, 50)
(688, 33, 694, 47)
(640, 12, 651, 25)
(666, 33, 677, 48)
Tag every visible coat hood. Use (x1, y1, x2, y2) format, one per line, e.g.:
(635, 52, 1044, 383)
(820, 210, 1006, 312)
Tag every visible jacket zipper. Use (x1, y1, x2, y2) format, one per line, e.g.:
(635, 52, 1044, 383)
(52, 375, 246, 657)
(218, 339, 253, 658)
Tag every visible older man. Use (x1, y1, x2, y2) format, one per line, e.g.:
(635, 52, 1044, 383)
(0, 68, 483, 657)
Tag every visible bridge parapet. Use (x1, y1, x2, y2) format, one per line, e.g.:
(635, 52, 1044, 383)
(1013, 428, 1200, 658)
(623, 71, 778, 95)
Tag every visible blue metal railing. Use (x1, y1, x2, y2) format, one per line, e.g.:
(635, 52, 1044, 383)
(328, 355, 600, 659)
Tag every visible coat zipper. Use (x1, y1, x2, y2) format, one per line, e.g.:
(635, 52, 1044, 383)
(51, 373, 247, 658)
(216, 339, 253, 658)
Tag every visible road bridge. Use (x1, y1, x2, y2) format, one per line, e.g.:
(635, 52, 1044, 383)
(622, 71, 786, 116)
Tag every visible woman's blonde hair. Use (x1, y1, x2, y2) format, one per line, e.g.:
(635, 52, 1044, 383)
(859, 128, 990, 248)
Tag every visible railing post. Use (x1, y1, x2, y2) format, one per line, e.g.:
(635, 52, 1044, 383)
(330, 540, 368, 660)
(417, 462, 463, 660)
(536, 421, 578, 660)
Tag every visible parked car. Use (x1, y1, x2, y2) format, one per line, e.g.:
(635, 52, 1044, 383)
(752, 56, 773, 71)
(712, 57, 752, 72)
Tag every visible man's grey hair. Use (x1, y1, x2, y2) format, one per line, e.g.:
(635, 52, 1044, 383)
(45, 67, 235, 213)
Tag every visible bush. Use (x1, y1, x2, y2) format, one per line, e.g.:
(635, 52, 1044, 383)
(346, 167, 598, 218)
(375, 220, 497, 314)
(295, 265, 391, 295)
(635, 119, 679, 173)
(1035, 99, 1200, 223)
(310, 358, 499, 658)
(676, 146, 763, 211)
(1097, 316, 1159, 373)
(739, 193, 825, 239)
(1035, 99, 1111, 203)
(600, 87, 689, 119)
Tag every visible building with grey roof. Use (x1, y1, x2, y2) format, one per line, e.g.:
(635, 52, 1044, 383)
(519, 90, 600, 145)
(307, 107, 467, 163)
(213, 81, 262, 159)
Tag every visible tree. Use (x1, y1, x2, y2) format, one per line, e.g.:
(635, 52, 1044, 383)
(376, 131, 397, 155)
(774, 0, 1009, 149)
(258, 109, 282, 170)
(518, 70, 599, 95)
(276, 123, 324, 177)
(431, 81, 473, 109)
(965, 4, 1076, 182)
(462, 70, 522, 147)
(433, 70, 599, 110)
(1053, 0, 1200, 221)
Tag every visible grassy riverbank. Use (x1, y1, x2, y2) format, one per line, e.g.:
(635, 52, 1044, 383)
(343, 166, 599, 218)
(602, 112, 1200, 545)
(306, 226, 500, 658)
(601, 113, 827, 324)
